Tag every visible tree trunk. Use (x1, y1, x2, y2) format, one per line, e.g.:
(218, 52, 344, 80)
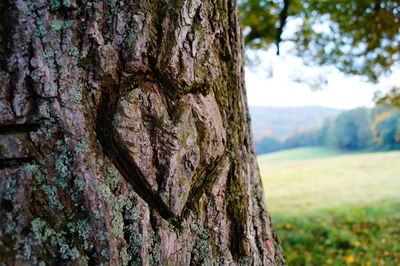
(0, 0, 285, 265)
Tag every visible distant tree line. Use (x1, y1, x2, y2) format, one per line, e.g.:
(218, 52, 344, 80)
(255, 106, 400, 155)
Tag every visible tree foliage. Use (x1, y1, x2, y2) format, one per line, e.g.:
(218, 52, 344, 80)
(323, 108, 374, 150)
(239, 0, 400, 85)
(254, 136, 283, 154)
(371, 108, 400, 149)
(254, 106, 400, 154)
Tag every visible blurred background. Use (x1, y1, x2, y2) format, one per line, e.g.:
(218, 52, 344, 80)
(250, 103, 400, 265)
(239, 0, 400, 265)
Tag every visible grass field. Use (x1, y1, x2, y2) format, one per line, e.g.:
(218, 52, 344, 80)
(257, 147, 344, 164)
(258, 147, 400, 265)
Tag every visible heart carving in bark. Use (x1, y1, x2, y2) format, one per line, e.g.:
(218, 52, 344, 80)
(112, 82, 226, 217)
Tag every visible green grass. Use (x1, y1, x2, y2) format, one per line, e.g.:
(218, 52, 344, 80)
(257, 147, 344, 163)
(258, 148, 400, 265)
(274, 203, 400, 265)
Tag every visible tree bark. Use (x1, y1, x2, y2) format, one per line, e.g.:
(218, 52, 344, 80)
(0, 0, 285, 265)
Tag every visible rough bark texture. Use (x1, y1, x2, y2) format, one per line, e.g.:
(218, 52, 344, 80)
(0, 0, 285, 265)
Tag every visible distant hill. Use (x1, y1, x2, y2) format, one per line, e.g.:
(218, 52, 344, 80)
(249, 106, 343, 140)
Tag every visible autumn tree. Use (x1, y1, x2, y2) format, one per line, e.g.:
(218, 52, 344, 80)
(239, 0, 400, 104)
(0, 0, 285, 265)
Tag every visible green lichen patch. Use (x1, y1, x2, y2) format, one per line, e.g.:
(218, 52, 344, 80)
(50, 20, 73, 32)
(31, 218, 51, 245)
(69, 46, 80, 59)
(111, 212, 124, 239)
(57, 241, 80, 260)
(149, 243, 160, 266)
(119, 244, 131, 266)
(74, 141, 88, 155)
(67, 219, 91, 248)
(99, 184, 113, 203)
(191, 220, 210, 240)
(93, 209, 102, 220)
(50, 0, 61, 11)
(54, 147, 72, 179)
(21, 163, 45, 184)
(73, 178, 86, 192)
(71, 90, 82, 104)
(41, 185, 64, 210)
(2, 177, 16, 201)
(101, 247, 109, 259)
(38, 103, 51, 118)
(15, 218, 82, 263)
(190, 220, 213, 265)
(238, 256, 250, 265)
(192, 239, 212, 265)
(123, 201, 142, 265)
(106, 166, 120, 191)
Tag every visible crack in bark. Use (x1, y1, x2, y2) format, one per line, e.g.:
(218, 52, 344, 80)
(0, 124, 39, 134)
(0, 123, 39, 168)
(181, 154, 228, 218)
(0, 157, 35, 169)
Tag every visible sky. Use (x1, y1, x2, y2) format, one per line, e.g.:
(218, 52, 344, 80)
(244, 16, 399, 110)
(245, 48, 399, 110)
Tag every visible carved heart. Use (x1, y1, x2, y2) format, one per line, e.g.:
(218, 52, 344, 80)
(112, 82, 226, 217)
